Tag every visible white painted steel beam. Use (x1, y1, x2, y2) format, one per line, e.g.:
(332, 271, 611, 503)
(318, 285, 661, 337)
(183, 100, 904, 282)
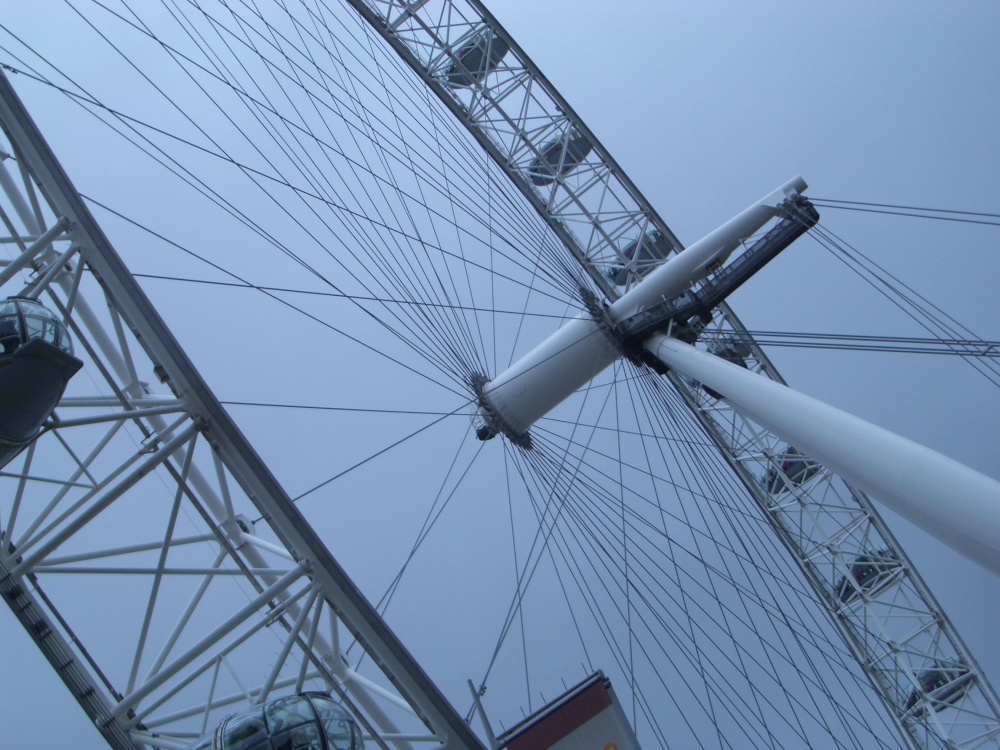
(649, 336, 1000, 575)
(9, 422, 199, 578)
(0, 215, 68, 286)
(0, 67, 486, 750)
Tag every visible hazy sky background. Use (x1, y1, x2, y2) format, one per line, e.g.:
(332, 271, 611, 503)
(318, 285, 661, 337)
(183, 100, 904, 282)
(2, 1, 999, 748)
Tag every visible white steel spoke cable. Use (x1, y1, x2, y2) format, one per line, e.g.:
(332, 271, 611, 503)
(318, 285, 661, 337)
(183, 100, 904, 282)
(285, 13, 487, 381)
(165, 1, 489, 384)
(531, 417, 847, 687)
(630, 373, 830, 628)
(234, 0, 536, 254)
(629, 376, 898, 743)
(812, 197, 1000, 228)
(628, 394, 801, 624)
(342, 19, 489, 376)
(134, 270, 597, 403)
(476, 451, 589, 704)
(369, 434, 487, 618)
(615, 394, 634, 732)
(632, 373, 812, 593)
(490, 435, 623, 659)
(455, 439, 535, 715)
(627, 374, 808, 612)
(412, 79, 494, 375)
(516, 505, 695, 748)
(9, 4, 580, 388)
(0, 4, 940, 749)
(9, 1, 584, 346)
(71, 0, 395, 291)
(83, 195, 471, 398)
(538, 395, 729, 736)
(185, 0, 583, 305)
(288, 5, 584, 384)
(496, 400, 880, 750)
(4, 52, 477, 389)
(306, 2, 591, 301)
(134, 272, 1000, 365)
(131, 272, 577, 323)
(509, 454, 619, 714)
(527, 425, 804, 575)
(501, 443, 535, 719)
(704, 329, 1000, 356)
(161, 0, 463, 360)
(616, 374, 892, 744)
(288, 403, 468, 504)
(808, 220, 996, 361)
(0, 62, 544, 395)
(504, 445, 679, 731)
(346, 431, 491, 666)
(221, 400, 453, 416)
(516, 439, 812, 750)
(807, 222, 1000, 388)
(84, 137, 489, 434)
(812, 234, 1000, 390)
(205, 0, 584, 378)
(613, 371, 637, 732)
(524, 434, 886, 750)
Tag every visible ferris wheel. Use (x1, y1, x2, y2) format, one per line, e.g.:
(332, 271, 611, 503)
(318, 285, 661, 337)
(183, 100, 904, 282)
(1, 3, 999, 750)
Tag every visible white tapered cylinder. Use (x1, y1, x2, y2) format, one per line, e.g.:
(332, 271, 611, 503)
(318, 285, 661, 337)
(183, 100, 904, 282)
(480, 177, 808, 438)
(648, 335, 1000, 575)
(482, 315, 619, 437)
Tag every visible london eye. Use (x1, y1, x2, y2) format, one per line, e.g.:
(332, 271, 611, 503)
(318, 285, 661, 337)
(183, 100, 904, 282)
(1, 3, 999, 750)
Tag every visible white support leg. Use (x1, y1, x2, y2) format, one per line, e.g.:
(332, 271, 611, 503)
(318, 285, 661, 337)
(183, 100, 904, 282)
(648, 335, 1000, 575)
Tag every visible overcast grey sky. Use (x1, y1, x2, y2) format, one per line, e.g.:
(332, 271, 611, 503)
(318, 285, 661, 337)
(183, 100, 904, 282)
(2, 2, 999, 748)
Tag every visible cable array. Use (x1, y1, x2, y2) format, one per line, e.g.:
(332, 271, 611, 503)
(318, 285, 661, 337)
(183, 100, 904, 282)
(4, 3, 993, 749)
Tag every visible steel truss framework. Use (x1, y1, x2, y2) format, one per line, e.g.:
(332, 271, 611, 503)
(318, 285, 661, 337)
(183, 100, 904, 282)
(0, 3, 997, 750)
(344, 1, 1000, 748)
(0, 73, 484, 750)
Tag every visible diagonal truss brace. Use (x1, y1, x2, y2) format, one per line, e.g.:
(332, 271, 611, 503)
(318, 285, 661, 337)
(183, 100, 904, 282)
(0, 70, 485, 750)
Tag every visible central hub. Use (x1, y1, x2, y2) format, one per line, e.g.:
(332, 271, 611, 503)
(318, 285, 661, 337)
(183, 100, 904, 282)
(469, 178, 809, 445)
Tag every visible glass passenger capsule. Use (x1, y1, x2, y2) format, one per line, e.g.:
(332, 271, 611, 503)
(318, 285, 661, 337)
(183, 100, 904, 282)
(904, 663, 973, 718)
(835, 549, 901, 604)
(527, 128, 593, 186)
(762, 445, 821, 494)
(193, 693, 365, 750)
(606, 229, 674, 286)
(700, 337, 753, 400)
(0, 297, 82, 468)
(438, 29, 510, 88)
(0, 296, 74, 356)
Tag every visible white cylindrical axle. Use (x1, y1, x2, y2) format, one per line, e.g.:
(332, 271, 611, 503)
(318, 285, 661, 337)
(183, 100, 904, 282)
(481, 314, 619, 437)
(479, 176, 808, 440)
(648, 335, 1000, 575)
